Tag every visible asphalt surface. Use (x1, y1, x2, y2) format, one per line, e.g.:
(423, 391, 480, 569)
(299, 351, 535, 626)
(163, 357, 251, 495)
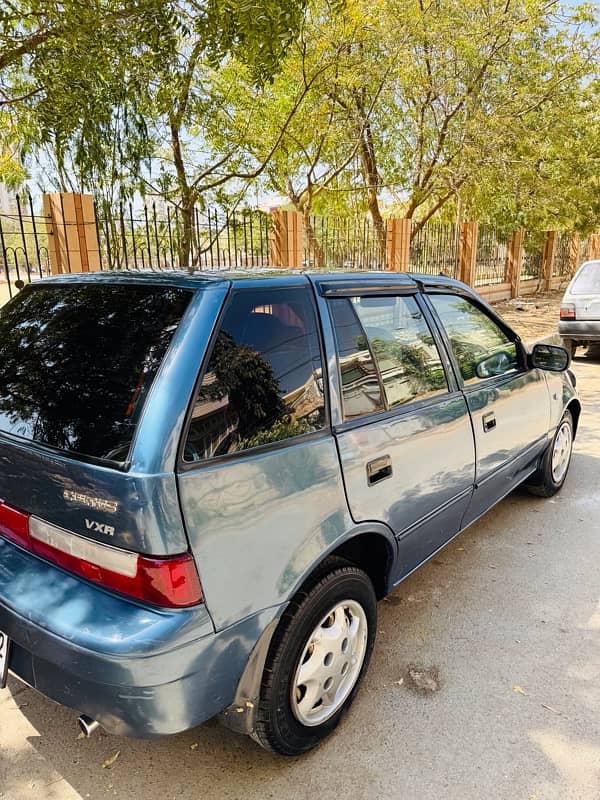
(1, 356, 599, 800)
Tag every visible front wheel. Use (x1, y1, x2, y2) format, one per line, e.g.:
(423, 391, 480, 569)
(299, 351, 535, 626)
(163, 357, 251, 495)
(526, 409, 574, 497)
(253, 560, 376, 756)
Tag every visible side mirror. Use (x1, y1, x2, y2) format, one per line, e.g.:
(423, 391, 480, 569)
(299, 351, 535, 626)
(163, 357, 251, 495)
(530, 343, 569, 372)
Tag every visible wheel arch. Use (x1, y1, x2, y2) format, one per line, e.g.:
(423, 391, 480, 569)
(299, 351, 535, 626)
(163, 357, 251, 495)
(566, 398, 581, 436)
(220, 523, 397, 735)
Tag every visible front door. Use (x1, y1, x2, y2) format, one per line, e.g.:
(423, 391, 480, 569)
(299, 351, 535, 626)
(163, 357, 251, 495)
(426, 292, 550, 525)
(325, 291, 475, 582)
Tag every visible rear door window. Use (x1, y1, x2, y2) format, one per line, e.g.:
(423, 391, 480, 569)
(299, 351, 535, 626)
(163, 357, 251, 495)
(0, 282, 193, 463)
(353, 295, 448, 407)
(329, 294, 449, 421)
(184, 287, 326, 461)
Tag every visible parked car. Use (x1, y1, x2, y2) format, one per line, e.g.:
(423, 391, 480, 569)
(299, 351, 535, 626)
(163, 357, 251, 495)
(0, 270, 579, 756)
(559, 259, 600, 357)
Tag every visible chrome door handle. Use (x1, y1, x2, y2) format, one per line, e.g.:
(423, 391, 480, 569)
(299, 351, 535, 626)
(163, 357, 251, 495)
(482, 412, 497, 432)
(366, 455, 392, 486)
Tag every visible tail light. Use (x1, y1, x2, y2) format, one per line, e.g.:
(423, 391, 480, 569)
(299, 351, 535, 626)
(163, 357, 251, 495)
(560, 304, 576, 320)
(0, 501, 203, 608)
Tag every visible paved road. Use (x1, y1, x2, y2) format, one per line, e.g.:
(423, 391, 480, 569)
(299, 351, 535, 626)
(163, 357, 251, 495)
(1, 358, 599, 800)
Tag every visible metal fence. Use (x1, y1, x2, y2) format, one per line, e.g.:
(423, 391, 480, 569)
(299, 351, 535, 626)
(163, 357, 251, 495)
(474, 226, 509, 286)
(521, 236, 544, 281)
(0, 194, 51, 299)
(1, 190, 595, 307)
(302, 215, 386, 269)
(409, 222, 459, 277)
(96, 201, 271, 271)
(553, 233, 571, 277)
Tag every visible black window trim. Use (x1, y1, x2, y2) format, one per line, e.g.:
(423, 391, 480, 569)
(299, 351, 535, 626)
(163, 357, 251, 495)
(422, 289, 528, 392)
(177, 284, 331, 472)
(327, 289, 459, 429)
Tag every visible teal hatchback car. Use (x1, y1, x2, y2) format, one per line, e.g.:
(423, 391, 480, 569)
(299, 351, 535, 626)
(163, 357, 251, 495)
(0, 270, 579, 755)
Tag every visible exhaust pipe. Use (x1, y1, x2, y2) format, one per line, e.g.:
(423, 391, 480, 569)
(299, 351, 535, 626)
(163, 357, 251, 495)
(78, 715, 100, 737)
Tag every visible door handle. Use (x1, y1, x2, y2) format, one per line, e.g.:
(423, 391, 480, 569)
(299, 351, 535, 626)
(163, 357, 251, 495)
(482, 411, 497, 432)
(366, 455, 392, 486)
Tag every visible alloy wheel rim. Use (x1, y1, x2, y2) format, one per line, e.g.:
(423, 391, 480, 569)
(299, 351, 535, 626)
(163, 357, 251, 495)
(291, 599, 368, 727)
(551, 421, 572, 483)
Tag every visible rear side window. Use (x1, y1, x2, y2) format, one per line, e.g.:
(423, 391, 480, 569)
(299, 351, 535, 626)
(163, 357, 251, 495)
(0, 283, 192, 463)
(571, 262, 600, 294)
(184, 287, 325, 461)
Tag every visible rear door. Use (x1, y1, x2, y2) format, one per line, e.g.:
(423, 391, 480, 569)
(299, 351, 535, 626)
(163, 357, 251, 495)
(321, 285, 475, 581)
(425, 291, 550, 525)
(176, 281, 353, 630)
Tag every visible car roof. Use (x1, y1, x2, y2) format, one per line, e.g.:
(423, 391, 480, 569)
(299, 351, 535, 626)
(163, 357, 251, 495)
(34, 268, 468, 293)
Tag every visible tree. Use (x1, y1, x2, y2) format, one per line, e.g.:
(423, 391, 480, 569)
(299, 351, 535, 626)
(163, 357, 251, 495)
(379, 0, 599, 232)
(0, 0, 309, 241)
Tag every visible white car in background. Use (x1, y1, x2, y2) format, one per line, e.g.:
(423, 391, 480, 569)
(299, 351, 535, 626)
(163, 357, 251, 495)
(559, 259, 600, 358)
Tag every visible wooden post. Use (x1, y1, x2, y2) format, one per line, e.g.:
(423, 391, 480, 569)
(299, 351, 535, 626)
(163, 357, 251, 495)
(541, 230, 557, 291)
(458, 222, 479, 287)
(385, 218, 411, 271)
(269, 208, 303, 269)
(589, 233, 600, 262)
(568, 234, 580, 277)
(42, 192, 101, 273)
(506, 228, 525, 298)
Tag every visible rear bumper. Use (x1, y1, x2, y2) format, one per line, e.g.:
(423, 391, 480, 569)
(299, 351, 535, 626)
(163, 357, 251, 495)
(558, 321, 600, 340)
(0, 537, 279, 737)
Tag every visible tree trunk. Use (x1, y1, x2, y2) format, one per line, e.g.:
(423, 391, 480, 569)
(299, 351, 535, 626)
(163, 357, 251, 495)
(302, 208, 326, 268)
(179, 199, 196, 270)
(356, 118, 386, 262)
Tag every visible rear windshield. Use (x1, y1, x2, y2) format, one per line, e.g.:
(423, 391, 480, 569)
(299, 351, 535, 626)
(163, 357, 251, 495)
(571, 262, 600, 294)
(0, 282, 192, 463)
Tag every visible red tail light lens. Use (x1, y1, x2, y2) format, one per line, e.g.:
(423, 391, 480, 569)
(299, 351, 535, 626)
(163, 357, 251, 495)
(560, 304, 576, 320)
(0, 502, 30, 548)
(0, 501, 203, 608)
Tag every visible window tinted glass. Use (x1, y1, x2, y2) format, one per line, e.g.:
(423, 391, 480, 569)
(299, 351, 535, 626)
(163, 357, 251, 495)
(185, 288, 325, 461)
(0, 283, 192, 462)
(429, 294, 519, 384)
(329, 299, 385, 420)
(571, 261, 600, 294)
(353, 295, 448, 408)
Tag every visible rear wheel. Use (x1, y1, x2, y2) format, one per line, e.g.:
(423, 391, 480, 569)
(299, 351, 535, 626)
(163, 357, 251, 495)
(562, 339, 577, 360)
(526, 409, 574, 497)
(253, 560, 376, 756)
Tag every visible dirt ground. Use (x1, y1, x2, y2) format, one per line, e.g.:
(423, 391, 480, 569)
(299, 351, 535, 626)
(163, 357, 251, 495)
(493, 290, 563, 344)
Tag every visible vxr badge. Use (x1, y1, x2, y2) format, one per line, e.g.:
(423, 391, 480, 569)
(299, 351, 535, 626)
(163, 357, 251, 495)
(85, 519, 115, 537)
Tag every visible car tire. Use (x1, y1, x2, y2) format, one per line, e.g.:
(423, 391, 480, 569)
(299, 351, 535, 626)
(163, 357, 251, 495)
(253, 558, 377, 756)
(526, 409, 574, 498)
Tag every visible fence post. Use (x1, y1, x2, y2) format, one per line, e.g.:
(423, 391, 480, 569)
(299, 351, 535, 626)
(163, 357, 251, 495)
(589, 233, 600, 261)
(269, 208, 303, 269)
(458, 222, 479, 286)
(506, 228, 525, 298)
(385, 218, 411, 272)
(43, 192, 101, 273)
(541, 230, 557, 290)
(568, 234, 580, 277)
